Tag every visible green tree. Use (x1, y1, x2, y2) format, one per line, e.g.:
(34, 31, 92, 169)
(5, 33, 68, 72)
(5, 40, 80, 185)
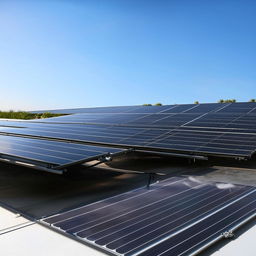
(143, 104, 152, 106)
(219, 99, 236, 103)
(249, 99, 256, 102)
(194, 101, 199, 104)
(154, 103, 162, 106)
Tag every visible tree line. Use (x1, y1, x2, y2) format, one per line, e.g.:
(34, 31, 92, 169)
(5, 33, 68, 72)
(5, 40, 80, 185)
(143, 99, 256, 106)
(0, 111, 65, 120)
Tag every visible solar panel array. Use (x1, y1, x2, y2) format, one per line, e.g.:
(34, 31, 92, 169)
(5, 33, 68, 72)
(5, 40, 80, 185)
(42, 176, 256, 256)
(0, 102, 256, 172)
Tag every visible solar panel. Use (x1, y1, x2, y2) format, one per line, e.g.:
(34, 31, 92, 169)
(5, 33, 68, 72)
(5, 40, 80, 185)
(42, 177, 256, 256)
(0, 134, 124, 173)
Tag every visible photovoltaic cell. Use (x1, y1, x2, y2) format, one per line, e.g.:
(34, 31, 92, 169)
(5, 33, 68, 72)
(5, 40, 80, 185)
(42, 177, 256, 256)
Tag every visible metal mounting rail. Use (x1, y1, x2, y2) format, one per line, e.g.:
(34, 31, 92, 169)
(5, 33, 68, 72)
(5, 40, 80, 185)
(53, 149, 131, 170)
(0, 156, 63, 174)
(0, 149, 131, 174)
(136, 150, 208, 161)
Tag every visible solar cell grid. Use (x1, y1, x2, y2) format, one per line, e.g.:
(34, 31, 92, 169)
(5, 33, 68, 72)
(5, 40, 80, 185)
(0, 134, 123, 171)
(248, 108, 256, 114)
(216, 102, 256, 114)
(67, 185, 214, 236)
(112, 187, 244, 254)
(44, 176, 183, 224)
(138, 195, 256, 256)
(184, 113, 242, 128)
(91, 189, 231, 249)
(42, 177, 256, 256)
(185, 103, 227, 113)
(126, 114, 171, 125)
(160, 104, 196, 113)
(126, 105, 173, 113)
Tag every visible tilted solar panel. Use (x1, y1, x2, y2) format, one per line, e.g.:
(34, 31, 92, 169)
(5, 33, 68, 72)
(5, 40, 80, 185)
(0, 134, 124, 173)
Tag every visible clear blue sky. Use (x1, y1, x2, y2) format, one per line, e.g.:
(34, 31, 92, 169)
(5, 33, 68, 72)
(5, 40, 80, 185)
(0, 0, 255, 111)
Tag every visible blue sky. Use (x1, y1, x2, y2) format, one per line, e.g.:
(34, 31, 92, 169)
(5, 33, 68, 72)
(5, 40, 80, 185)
(0, 0, 255, 110)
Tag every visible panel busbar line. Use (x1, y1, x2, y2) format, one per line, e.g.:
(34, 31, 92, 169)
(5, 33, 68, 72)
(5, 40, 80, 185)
(0, 134, 124, 173)
(42, 177, 256, 256)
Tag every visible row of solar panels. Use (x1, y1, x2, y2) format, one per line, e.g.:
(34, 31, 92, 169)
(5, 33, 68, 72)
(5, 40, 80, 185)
(0, 122, 255, 156)
(0, 102, 256, 173)
(32, 102, 256, 114)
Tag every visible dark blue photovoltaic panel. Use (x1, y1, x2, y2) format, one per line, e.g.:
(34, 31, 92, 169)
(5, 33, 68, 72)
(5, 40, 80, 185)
(126, 114, 171, 125)
(249, 108, 256, 114)
(216, 102, 256, 113)
(138, 195, 256, 256)
(42, 177, 256, 256)
(126, 105, 174, 113)
(146, 129, 256, 156)
(126, 113, 202, 127)
(185, 103, 228, 113)
(160, 104, 196, 113)
(0, 134, 123, 168)
(152, 113, 201, 126)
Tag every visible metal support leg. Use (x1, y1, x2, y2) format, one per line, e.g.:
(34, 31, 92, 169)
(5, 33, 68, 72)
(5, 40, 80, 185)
(147, 173, 155, 189)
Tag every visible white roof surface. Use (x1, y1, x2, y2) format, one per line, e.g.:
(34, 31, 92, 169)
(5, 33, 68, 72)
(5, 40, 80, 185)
(1, 206, 255, 256)
(212, 223, 256, 256)
(0, 207, 104, 256)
